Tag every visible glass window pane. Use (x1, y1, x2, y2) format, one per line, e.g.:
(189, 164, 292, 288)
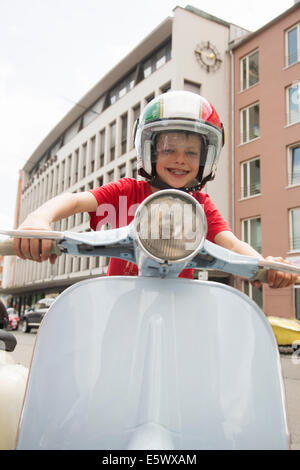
(292, 208, 300, 251)
(156, 47, 166, 69)
(64, 119, 81, 145)
(243, 280, 250, 296)
(242, 57, 247, 91)
(252, 284, 263, 308)
(184, 80, 201, 94)
(249, 159, 260, 195)
(292, 147, 300, 185)
(83, 108, 98, 128)
(249, 104, 260, 140)
(243, 220, 248, 244)
(242, 109, 247, 143)
(133, 104, 140, 122)
(250, 218, 261, 253)
(121, 114, 127, 140)
(289, 85, 300, 124)
(288, 27, 298, 66)
(243, 162, 248, 197)
(249, 51, 259, 87)
(143, 59, 152, 78)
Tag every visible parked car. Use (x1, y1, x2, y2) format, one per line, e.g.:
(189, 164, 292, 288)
(6, 308, 20, 331)
(0, 301, 9, 330)
(22, 298, 56, 333)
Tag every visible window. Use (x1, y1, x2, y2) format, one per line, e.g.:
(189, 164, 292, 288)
(142, 40, 171, 79)
(74, 149, 79, 184)
(81, 143, 87, 178)
(109, 122, 116, 161)
(286, 24, 299, 67)
(109, 70, 135, 106)
(131, 159, 137, 179)
(121, 113, 128, 155)
(99, 129, 105, 168)
(242, 217, 262, 253)
(290, 208, 300, 252)
(67, 154, 72, 188)
(82, 106, 99, 128)
(288, 144, 300, 186)
(97, 176, 103, 187)
(241, 158, 261, 198)
(107, 170, 114, 182)
(241, 50, 259, 91)
(119, 164, 126, 179)
(132, 103, 141, 149)
(287, 82, 300, 125)
(184, 79, 201, 94)
(64, 119, 81, 146)
(160, 82, 171, 94)
(90, 136, 96, 174)
(145, 93, 155, 105)
(133, 103, 141, 122)
(241, 103, 260, 143)
(243, 280, 263, 309)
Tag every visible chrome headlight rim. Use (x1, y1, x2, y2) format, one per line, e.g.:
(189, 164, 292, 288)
(134, 189, 207, 264)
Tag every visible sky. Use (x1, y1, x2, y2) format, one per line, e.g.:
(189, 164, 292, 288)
(0, 0, 294, 230)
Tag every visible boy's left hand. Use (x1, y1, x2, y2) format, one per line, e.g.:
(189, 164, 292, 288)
(252, 256, 299, 289)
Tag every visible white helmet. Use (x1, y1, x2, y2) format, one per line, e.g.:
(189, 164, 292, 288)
(134, 91, 224, 191)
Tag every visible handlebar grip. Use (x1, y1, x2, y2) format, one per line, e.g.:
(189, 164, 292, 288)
(251, 269, 268, 283)
(251, 260, 300, 283)
(0, 239, 61, 257)
(0, 239, 16, 256)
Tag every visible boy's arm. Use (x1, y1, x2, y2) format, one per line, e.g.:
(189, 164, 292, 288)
(13, 191, 98, 263)
(214, 230, 298, 289)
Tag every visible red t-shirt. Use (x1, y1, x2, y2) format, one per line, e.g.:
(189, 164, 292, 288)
(89, 178, 231, 278)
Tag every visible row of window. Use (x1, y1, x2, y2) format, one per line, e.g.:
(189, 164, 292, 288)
(241, 207, 300, 254)
(29, 40, 172, 180)
(241, 144, 300, 199)
(21, 156, 137, 223)
(240, 83, 299, 145)
(244, 280, 300, 318)
(240, 23, 300, 93)
(14, 252, 109, 286)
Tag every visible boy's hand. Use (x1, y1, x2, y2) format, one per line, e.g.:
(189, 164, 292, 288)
(252, 256, 299, 289)
(13, 214, 57, 264)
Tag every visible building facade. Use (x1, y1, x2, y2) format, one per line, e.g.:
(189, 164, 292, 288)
(2, 6, 249, 311)
(229, 3, 300, 319)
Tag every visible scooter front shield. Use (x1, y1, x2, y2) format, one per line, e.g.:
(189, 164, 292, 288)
(16, 277, 288, 450)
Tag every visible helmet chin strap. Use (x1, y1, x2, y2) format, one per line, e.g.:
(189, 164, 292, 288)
(149, 176, 202, 193)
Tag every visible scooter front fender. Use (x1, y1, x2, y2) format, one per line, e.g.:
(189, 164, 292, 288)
(16, 277, 288, 450)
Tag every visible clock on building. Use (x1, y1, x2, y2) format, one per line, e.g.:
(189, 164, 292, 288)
(195, 41, 222, 73)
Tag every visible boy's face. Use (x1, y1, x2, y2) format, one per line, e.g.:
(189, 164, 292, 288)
(155, 132, 201, 188)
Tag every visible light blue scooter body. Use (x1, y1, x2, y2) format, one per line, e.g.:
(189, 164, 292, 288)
(16, 277, 289, 450)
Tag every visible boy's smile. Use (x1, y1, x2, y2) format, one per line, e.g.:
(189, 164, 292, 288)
(155, 132, 201, 188)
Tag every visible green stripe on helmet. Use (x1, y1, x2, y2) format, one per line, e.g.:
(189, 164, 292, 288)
(143, 100, 161, 122)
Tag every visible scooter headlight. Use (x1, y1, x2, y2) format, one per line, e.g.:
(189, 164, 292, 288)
(134, 189, 207, 263)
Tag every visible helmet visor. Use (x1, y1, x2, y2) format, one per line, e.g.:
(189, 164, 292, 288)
(136, 119, 222, 186)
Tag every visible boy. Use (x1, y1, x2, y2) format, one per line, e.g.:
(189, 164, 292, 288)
(13, 91, 297, 288)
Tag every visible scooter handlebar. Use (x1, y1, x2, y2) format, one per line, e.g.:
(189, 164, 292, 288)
(0, 238, 61, 257)
(251, 260, 300, 283)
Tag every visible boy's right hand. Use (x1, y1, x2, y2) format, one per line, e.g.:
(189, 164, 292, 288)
(13, 214, 57, 264)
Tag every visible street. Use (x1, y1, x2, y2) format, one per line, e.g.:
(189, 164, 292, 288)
(8, 328, 300, 450)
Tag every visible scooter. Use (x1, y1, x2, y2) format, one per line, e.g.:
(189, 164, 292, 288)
(0, 189, 300, 450)
(0, 330, 28, 450)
